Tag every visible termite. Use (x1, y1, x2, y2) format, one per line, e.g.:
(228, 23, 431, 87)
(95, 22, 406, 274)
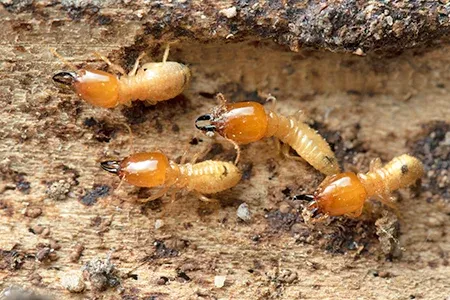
(100, 151, 241, 202)
(51, 45, 191, 108)
(195, 94, 340, 175)
(297, 154, 424, 219)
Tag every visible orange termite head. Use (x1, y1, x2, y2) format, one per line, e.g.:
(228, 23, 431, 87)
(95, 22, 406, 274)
(53, 69, 120, 108)
(312, 172, 368, 217)
(101, 152, 170, 188)
(195, 101, 268, 144)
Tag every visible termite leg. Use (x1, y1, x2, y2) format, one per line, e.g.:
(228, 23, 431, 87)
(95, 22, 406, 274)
(143, 185, 171, 202)
(129, 52, 146, 76)
(93, 51, 126, 76)
(216, 93, 227, 105)
(121, 122, 134, 153)
(311, 213, 330, 223)
(169, 190, 177, 203)
(374, 193, 402, 218)
(369, 157, 383, 172)
(292, 109, 308, 123)
(266, 94, 277, 111)
(193, 191, 217, 203)
(113, 176, 126, 195)
(180, 141, 193, 165)
(190, 145, 212, 164)
(281, 143, 303, 161)
(145, 100, 157, 106)
(162, 44, 170, 63)
(345, 207, 363, 218)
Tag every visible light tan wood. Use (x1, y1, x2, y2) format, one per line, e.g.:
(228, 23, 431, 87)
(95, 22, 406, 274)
(1, 2, 449, 299)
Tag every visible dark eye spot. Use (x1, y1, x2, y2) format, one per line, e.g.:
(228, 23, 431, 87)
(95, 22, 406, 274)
(222, 165, 229, 176)
(401, 165, 408, 174)
(143, 68, 147, 71)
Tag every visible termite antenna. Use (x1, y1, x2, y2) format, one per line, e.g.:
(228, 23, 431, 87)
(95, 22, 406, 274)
(50, 48, 78, 72)
(224, 137, 241, 165)
(162, 44, 170, 63)
(121, 123, 134, 153)
(101, 160, 121, 174)
(216, 93, 227, 105)
(114, 176, 126, 195)
(52, 71, 77, 86)
(93, 51, 126, 75)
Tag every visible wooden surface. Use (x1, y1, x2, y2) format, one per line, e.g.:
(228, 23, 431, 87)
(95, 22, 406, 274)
(1, 1, 449, 299)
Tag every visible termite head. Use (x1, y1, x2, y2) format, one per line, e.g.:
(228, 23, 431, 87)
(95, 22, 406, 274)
(53, 69, 120, 108)
(312, 172, 367, 217)
(195, 101, 268, 144)
(101, 152, 170, 188)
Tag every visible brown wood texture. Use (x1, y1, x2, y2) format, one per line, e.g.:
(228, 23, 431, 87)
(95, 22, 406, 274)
(1, 1, 449, 299)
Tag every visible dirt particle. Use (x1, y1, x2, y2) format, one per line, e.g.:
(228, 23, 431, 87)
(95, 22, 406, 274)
(410, 121, 450, 202)
(35, 247, 51, 262)
(291, 223, 312, 242)
(214, 275, 226, 288)
(189, 137, 202, 145)
(219, 6, 237, 18)
(0, 200, 13, 217)
(241, 162, 253, 180)
(265, 209, 300, 232)
(176, 271, 191, 282)
(29, 273, 42, 286)
(61, 272, 85, 293)
(49, 240, 61, 251)
(29, 225, 44, 235)
(375, 211, 402, 259)
(80, 185, 110, 206)
(46, 179, 73, 201)
(0, 286, 49, 300)
(97, 14, 112, 25)
(171, 123, 180, 132)
(156, 276, 169, 285)
(278, 269, 298, 284)
(179, 263, 197, 273)
(266, 158, 278, 180)
(146, 239, 188, 260)
(15, 174, 31, 194)
(279, 202, 292, 214)
(24, 207, 42, 218)
(41, 228, 50, 237)
(377, 271, 393, 278)
(82, 255, 120, 292)
(237, 202, 252, 222)
(85, 119, 118, 143)
(154, 219, 164, 230)
(0, 249, 24, 270)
